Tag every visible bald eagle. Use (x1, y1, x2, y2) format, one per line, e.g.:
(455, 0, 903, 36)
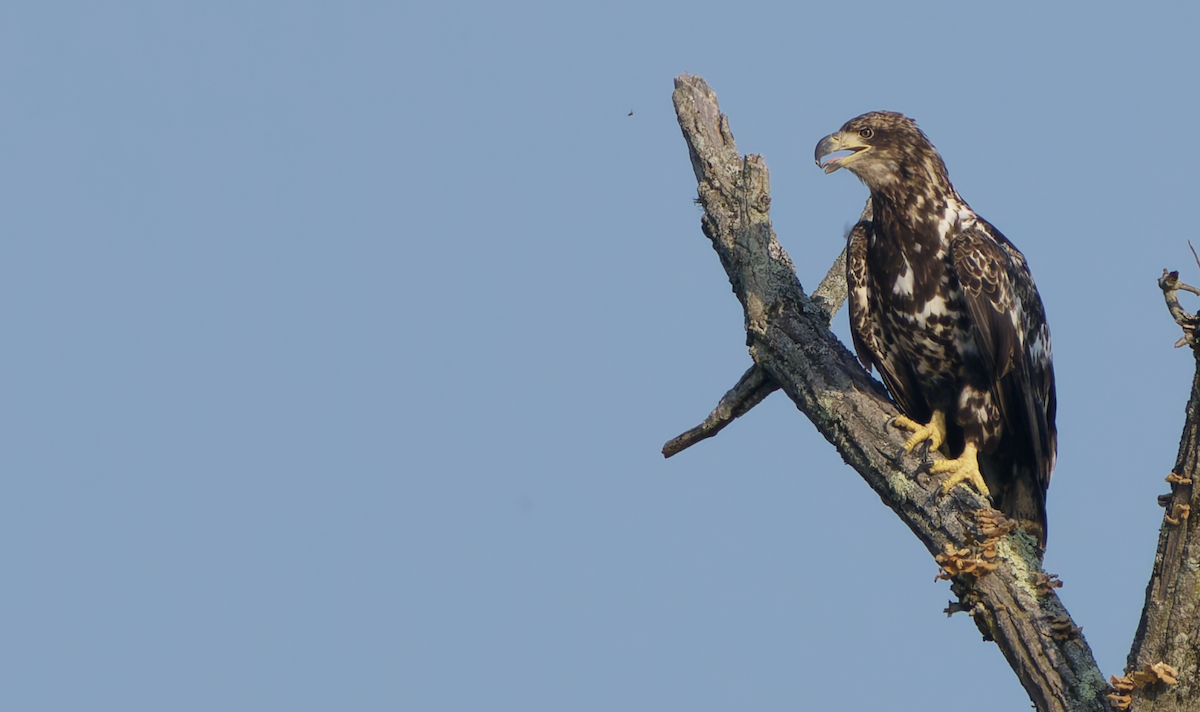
(815, 112, 1056, 548)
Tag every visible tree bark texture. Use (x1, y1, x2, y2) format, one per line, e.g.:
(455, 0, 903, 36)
(664, 73, 1171, 712)
(1119, 273, 1200, 712)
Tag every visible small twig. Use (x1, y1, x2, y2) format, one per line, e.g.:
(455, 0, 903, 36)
(1189, 239, 1200, 277)
(662, 364, 780, 457)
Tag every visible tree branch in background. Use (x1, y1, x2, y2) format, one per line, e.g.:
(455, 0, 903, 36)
(1118, 273, 1200, 712)
(664, 73, 1114, 712)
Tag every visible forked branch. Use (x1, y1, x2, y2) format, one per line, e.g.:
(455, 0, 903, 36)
(665, 73, 1107, 712)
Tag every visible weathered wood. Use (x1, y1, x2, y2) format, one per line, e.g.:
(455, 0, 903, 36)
(668, 73, 1109, 712)
(1122, 274, 1200, 712)
(662, 364, 778, 458)
(663, 237, 855, 458)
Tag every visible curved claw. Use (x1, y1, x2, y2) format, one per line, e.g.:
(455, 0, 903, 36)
(931, 443, 990, 498)
(889, 411, 947, 456)
(889, 413, 939, 465)
(896, 441, 935, 467)
(916, 439, 933, 466)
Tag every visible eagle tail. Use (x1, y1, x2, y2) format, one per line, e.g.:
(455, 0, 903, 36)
(979, 452, 1048, 549)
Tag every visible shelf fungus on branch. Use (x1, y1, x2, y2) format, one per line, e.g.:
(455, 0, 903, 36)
(1164, 471, 1192, 485)
(934, 541, 999, 581)
(1163, 503, 1190, 526)
(1033, 572, 1063, 597)
(1107, 663, 1180, 711)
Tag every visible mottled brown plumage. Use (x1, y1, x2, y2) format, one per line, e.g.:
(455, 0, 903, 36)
(815, 111, 1056, 547)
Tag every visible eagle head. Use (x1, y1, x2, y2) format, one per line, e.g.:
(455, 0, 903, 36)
(814, 111, 950, 195)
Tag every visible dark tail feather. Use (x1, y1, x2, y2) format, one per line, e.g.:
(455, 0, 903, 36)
(979, 452, 1047, 549)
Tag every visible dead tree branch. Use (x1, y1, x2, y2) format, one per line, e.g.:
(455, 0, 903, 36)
(665, 73, 1108, 712)
(662, 364, 777, 457)
(1120, 274, 1200, 712)
(662, 237, 857, 458)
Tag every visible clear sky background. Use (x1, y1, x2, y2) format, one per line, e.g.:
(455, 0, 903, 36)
(4, 2, 1199, 710)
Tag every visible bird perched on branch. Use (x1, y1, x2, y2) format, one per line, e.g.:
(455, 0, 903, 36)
(815, 111, 1056, 548)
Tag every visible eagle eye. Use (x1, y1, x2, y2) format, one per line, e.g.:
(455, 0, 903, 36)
(859, 128, 874, 139)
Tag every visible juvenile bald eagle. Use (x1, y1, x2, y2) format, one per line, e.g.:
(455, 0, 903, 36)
(815, 112, 1056, 547)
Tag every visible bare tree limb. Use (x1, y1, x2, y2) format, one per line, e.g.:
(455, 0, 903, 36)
(667, 73, 1108, 712)
(661, 235, 858, 458)
(1121, 275, 1200, 712)
(662, 364, 778, 457)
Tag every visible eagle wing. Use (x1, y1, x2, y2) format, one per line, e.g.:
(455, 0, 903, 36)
(846, 220, 929, 421)
(950, 223, 1056, 495)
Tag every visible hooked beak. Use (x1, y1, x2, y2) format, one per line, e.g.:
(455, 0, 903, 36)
(814, 132, 870, 174)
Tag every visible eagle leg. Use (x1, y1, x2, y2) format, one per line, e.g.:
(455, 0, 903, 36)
(890, 410, 947, 463)
(930, 442, 990, 498)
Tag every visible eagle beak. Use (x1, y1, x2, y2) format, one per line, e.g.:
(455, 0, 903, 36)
(815, 132, 869, 174)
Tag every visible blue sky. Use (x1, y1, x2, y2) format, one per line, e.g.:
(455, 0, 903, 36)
(4, 2, 1199, 710)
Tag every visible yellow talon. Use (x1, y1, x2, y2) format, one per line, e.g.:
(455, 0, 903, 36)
(892, 410, 947, 454)
(931, 443, 990, 497)
(890, 411, 990, 498)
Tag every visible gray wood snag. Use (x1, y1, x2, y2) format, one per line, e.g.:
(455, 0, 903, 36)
(665, 74, 1200, 712)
